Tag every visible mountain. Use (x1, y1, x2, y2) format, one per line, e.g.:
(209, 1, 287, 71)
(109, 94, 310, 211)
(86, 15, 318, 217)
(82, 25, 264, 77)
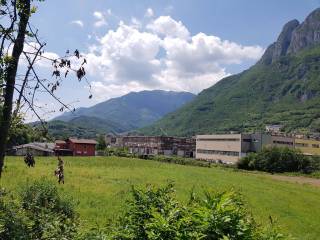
(49, 90, 195, 138)
(141, 8, 320, 137)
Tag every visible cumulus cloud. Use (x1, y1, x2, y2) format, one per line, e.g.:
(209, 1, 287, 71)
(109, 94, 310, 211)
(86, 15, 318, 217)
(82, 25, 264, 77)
(86, 22, 161, 84)
(147, 16, 190, 39)
(93, 11, 107, 28)
(84, 16, 264, 101)
(70, 20, 84, 28)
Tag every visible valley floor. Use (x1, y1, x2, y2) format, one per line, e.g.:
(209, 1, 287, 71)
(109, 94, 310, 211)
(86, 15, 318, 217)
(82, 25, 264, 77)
(1, 156, 319, 240)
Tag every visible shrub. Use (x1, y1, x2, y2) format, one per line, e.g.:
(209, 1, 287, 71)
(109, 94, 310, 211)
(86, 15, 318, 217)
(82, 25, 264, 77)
(0, 188, 31, 240)
(237, 146, 319, 173)
(0, 179, 78, 240)
(109, 183, 288, 240)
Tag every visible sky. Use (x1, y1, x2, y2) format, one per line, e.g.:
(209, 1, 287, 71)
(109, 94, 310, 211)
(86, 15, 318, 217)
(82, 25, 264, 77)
(23, 0, 320, 121)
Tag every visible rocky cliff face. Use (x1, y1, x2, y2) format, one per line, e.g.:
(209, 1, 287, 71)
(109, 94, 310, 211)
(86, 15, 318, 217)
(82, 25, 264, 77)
(260, 8, 320, 65)
(288, 8, 320, 54)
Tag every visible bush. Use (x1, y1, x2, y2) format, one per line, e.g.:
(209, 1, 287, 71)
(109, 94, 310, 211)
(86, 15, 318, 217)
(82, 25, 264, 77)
(0, 179, 78, 240)
(237, 147, 320, 173)
(0, 188, 31, 240)
(108, 183, 288, 240)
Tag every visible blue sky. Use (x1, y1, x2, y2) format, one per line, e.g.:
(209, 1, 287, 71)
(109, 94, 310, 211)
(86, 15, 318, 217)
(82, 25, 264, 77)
(25, 0, 320, 120)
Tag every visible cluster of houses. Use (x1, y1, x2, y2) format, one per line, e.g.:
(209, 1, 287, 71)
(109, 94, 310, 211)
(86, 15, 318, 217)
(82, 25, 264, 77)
(12, 138, 97, 157)
(10, 124, 320, 165)
(106, 130, 320, 164)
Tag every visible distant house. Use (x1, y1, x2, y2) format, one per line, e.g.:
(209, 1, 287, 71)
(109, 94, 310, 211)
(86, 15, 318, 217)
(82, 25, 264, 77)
(265, 125, 283, 134)
(55, 138, 97, 156)
(12, 142, 55, 156)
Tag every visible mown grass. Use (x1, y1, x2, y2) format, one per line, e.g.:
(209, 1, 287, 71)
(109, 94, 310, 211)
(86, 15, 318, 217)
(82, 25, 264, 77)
(1, 156, 319, 239)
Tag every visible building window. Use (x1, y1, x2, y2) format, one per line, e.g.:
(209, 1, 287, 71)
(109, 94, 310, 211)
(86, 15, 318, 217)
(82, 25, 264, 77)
(196, 149, 239, 156)
(296, 143, 309, 148)
(273, 140, 293, 145)
(197, 138, 240, 142)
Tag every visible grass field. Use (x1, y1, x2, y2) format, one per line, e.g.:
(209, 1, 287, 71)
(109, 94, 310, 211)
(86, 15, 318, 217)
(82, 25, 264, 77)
(1, 156, 319, 240)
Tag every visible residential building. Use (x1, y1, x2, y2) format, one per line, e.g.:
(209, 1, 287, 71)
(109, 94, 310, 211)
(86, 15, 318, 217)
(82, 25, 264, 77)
(12, 142, 55, 156)
(265, 125, 283, 134)
(55, 138, 97, 156)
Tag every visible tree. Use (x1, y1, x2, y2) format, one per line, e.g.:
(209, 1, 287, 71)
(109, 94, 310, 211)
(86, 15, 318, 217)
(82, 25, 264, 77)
(96, 135, 106, 150)
(0, 0, 90, 177)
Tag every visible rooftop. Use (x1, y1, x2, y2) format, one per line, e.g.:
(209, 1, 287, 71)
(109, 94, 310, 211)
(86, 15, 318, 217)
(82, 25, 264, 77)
(68, 138, 97, 144)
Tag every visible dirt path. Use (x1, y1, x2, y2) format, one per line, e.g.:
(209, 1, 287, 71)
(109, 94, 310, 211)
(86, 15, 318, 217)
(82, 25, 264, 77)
(266, 174, 320, 188)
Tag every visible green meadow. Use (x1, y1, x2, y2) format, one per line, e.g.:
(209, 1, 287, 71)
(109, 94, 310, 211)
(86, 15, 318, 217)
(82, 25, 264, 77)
(1, 156, 319, 240)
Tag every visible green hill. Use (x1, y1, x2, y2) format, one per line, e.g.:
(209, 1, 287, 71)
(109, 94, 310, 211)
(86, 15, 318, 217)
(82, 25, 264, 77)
(49, 90, 195, 138)
(141, 8, 320, 137)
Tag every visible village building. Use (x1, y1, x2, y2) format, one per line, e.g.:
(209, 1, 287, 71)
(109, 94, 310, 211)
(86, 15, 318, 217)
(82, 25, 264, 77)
(12, 142, 55, 156)
(294, 138, 320, 156)
(196, 134, 252, 164)
(55, 138, 97, 156)
(196, 133, 319, 164)
(109, 136, 195, 158)
(249, 133, 294, 151)
(105, 134, 124, 148)
(265, 125, 283, 134)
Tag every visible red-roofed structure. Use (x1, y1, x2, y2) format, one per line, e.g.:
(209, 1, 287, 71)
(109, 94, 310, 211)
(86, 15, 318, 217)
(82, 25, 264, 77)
(55, 138, 97, 156)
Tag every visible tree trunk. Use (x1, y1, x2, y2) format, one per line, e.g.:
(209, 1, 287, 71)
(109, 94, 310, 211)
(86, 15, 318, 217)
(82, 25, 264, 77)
(0, 0, 31, 177)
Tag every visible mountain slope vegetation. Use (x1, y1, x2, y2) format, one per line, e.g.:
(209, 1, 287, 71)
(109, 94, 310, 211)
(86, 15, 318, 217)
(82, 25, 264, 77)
(141, 8, 320, 137)
(48, 90, 195, 138)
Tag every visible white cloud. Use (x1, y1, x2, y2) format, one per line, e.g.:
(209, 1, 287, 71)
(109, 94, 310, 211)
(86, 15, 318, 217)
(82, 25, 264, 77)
(90, 81, 150, 102)
(147, 16, 190, 39)
(131, 17, 141, 28)
(84, 16, 264, 101)
(16, 42, 60, 69)
(93, 11, 107, 28)
(145, 8, 154, 18)
(70, 20, 84, 28)
(86, 22, 161, 87)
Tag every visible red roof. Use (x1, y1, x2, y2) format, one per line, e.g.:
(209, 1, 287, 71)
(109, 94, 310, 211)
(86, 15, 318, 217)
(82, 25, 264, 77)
(68, 138, 97, 144)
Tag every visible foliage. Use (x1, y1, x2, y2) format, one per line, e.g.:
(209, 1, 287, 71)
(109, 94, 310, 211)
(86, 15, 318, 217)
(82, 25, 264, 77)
(103, 147, 216, 168)
(108, 183, 288, 240)
(96, 135, 107, 150)
(0, 179, 78, 240)
(141, 45, 320, 137)
(237, 146, 320, 173)
(52, 91, 195, 136)
(7, 115, 45, 148)
(104, 147, 131, 157)
(2, 156, 320, 239)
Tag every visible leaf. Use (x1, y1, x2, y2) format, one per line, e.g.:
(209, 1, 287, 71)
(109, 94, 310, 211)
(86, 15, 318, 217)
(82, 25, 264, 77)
(30, 6, 37, 14)
(74, 49, 80, 58)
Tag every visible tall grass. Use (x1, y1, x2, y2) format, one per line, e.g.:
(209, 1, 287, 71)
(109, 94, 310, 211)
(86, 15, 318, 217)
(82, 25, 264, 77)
(0, 156, 319, 239)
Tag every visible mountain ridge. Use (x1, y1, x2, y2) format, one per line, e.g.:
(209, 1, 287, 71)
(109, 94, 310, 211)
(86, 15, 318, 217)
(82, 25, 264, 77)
(49, 90, 195, 138)
(140, 8, 320, 137)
